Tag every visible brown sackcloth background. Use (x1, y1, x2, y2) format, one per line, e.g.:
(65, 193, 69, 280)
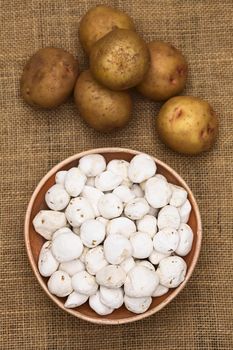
(0, 0, 233, 349)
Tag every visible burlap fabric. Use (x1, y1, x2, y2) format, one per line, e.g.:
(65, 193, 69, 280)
(1, 0, 232, 349)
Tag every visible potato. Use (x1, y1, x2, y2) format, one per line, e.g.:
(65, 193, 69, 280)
(90, 29, 150, 91)
(156, 96, 218, 155)
(20, 47, 79, 108)
(137, 41, 188, 101)
(79, 5, 135, 55)
(74, 70, 132, 132)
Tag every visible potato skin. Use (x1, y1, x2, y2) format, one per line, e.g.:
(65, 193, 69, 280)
(137, 41, 188, 101)
(156, 96, 218, 155)
(74, 70, 133, 132)
(90, 29, 150, 91)
(79, 5, 135, 55)
(20, 47, 79, 108)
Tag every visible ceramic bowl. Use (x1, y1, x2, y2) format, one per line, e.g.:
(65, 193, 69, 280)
(25, 147, 202, 324)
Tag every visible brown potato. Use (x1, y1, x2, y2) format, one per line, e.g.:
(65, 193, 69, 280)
(137, 41, 188, 101)
(20, 47, 79, 108)
(74, 70, 133, 132)
(90, 29, 150, 91)
(156, 96, 218, 155)
(79, 5, 135, 55)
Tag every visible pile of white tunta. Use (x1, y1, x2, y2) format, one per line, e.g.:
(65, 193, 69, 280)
(33, 153, 193, 315)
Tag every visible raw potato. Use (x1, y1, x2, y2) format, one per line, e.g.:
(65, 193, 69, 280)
(74, 70, 132, 132)
(169, 184, 187, 207)
(38, 241, 59, 277)
(156, 96, 218, 155)
(107, 160, 131, 186)
(145, 177, 172, 209)
(52, 227, 72, 240)
(98, 193, 123, 219)
(99, 286, 124, 309)
(106, 217, 136, 238)
(59, 259, 85, 276)
(20, 47, 78, 108)
(156, 256, 187, 288)
(149, 249, 170, 265)
(95, 170, 123, 191)
(152, 284, 169, 297)
(55, 170, 67, 186)
(47, 271, 73, 297)
(136, 215, 157, 238)
(113, 185, 135, 204)
(65, 291, 88, 308)
(157, 205, 181, 230)
(72, 271, 98, 296)
(79, 154, 106, 177)
(33, 210, 67, 240)
(90, 29, 150, 90)
(65, 197, 95, 227)
(124, 265, 159, 297)
(128, 153, 156, 183)
(64, 167, 87, 197)
(89, 291, 114, 315)
(179, 199, 192, 223)
(96, 265, 126, 288)
(80, 219, 105, 248)
(81, 186, 104, 217)
(85, 246, 108, 275)
(79, 5, 135, 54)
(45, 184, 70, 211)
(51, 232, 83, 262)
(153, 227, 180, 254)
(130, 232, 153, 259)
(124, 198, 150, 220)
(124, 295, 152, 314)
(120, 257, 136, 274)
(104, 233, 132, 264)
(137, 41, 188, 101)
(175, 223, 193, 256)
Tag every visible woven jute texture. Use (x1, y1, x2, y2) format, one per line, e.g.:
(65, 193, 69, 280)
(0, 0, 232, 349)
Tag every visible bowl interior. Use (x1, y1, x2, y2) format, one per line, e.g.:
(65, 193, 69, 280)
(25, 149, 201, 324)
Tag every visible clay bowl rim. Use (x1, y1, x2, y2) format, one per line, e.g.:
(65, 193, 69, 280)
(24, 147, 202, 325)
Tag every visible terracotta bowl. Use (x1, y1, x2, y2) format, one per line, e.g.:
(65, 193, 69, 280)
(25, 147, 202, 325)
